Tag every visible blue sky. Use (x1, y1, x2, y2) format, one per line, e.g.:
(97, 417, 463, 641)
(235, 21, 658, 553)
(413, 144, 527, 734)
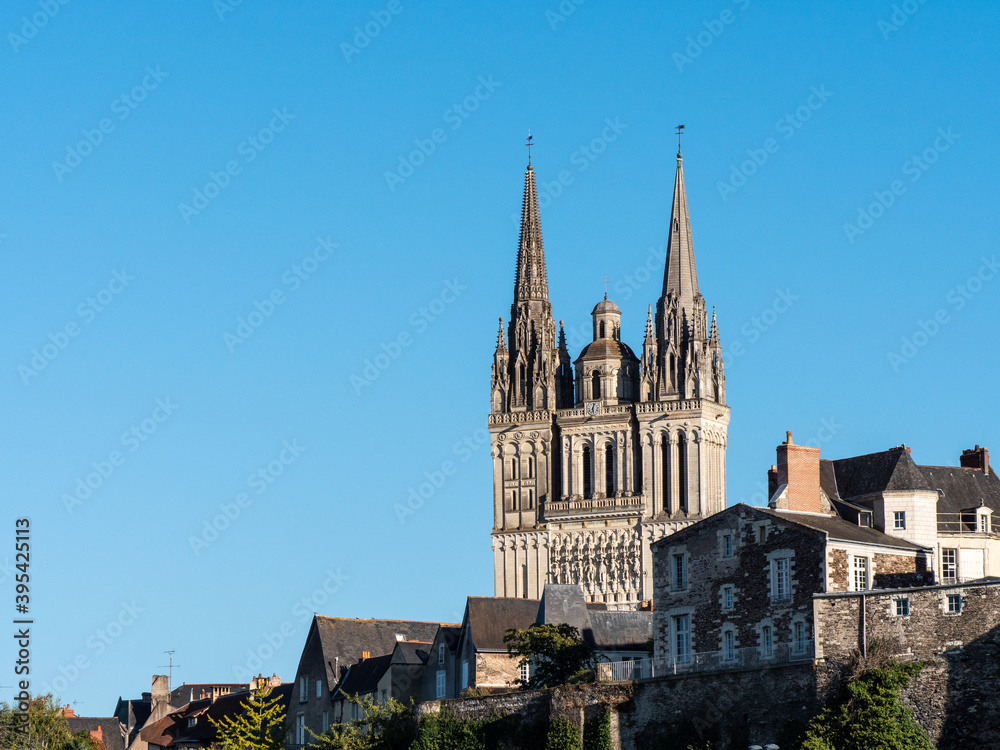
(2, 0, 998, 715)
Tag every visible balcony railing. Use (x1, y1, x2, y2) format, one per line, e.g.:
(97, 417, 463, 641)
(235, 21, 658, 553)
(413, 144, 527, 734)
(596, 642, 815, 682)
(937, 512, 1000, 537)
(546, 495, 644, 515)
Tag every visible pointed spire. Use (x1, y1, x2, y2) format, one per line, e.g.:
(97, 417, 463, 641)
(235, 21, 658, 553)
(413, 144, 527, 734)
(709, 308, 719, 346)
(661, 151, 699, 306)
(514, 163, 549, 302)
(495, 317, 507, 352)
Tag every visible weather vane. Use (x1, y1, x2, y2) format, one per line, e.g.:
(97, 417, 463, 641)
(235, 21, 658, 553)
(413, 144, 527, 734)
(675, 124, 685, 155)
(526, 130, 533, 165)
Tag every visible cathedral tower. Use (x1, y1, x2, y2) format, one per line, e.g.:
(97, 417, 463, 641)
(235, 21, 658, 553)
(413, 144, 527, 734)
(490, 146, 729, 608)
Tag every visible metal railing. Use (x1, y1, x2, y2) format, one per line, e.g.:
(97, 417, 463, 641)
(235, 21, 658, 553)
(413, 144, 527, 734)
(937, 512, 1000, 536)
(596, 642, 815, 682)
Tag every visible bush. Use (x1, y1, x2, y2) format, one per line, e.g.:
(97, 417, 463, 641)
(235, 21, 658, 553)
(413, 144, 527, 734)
(583, 709, 612, 750)
(545, 717, 582, 750)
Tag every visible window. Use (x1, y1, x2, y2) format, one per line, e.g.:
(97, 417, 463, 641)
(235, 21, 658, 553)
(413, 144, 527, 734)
(947, 594, 962, 613)
(461, 660, 469, 689)
(438, 643, 445, 665)
(677, 434, 688, 512)
(793, 621, 807, 654)
(756, 525, 767, 543)
(673, 615, 691, 662)
(510, 457, 518, 479)
(187, 718, 197, 728)
(380, 689, 387, 703)
(295, 714, 305, 745)
(722, 585, 734, 610)
(894, 511, 906, 530)
(582, 446, 593, 498)
(722, 630, 735, 661)
(852, 556, 870, 591)
(723, 534, 733, 557)
(599, 321, 606, 338)
(519, 661, 531, 683)
(941, 548, 957, 582)
(761, 625, 773, 658)
(979, 514, 989, 533)
(895, 598, 910, 617)
(322, 711, 329, 733)
(299, 675, 307, 702)
(528, 456, 534, 478)
(605, 445, 615, 497)
(660, 439, 670, 514)
(592, 370, 601, 399)
(316, 679, 322, 699)
(673, 554, 686, 591)
(436, 670, 446, 698)
(773, 558, 790, 601)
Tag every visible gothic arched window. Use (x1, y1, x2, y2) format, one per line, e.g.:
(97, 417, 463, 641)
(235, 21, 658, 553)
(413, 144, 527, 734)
(661, 437, 670, 514)
(592, 371, 601, 399)
(511, 457, 518, 480)
(677, 434, 688, 512)
(605, 445, 615, 497)
(582, 446, 593, 498)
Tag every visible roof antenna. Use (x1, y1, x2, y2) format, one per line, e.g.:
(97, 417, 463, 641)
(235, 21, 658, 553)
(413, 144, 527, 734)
(675, 124, 685, 157)
(159, 650, 181, 692)
(526, 130, 533, 166)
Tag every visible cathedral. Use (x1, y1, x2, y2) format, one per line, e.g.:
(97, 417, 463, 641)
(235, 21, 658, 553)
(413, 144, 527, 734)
(488, 145, 730, 609)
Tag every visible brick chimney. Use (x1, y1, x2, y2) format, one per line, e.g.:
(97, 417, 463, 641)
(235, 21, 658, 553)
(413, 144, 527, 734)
(961, 445, 990, 473)
(772, 431, 822, 513)
(90, 727, 104, 745)
(62, 705, 75, 718)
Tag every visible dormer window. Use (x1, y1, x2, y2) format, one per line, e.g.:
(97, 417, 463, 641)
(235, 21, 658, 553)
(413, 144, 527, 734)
(188, 718, 197, 728)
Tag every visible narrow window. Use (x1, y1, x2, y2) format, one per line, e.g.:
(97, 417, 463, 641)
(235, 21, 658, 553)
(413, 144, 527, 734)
(942, 549, 957, 582)
(661, 438, 670, 513)
(582, 446, 593, 498)
(461, 660, 469, 689)
(793, 622, 807, 654)
(605, 445, 615, 497)
(511, 457, 518, 479)
(774, 558, 790, 601)
(296, 715, 306, 744)
(723, 585, 734, 610)
(761, 625, 773, 657)
(528, 456, 534, 478)
(948, 594, 962, 613)
(677, 434, 688, 511)
(723, 534, 733, 557)
(436, 670, 446, 698)
(853, 556, 869, 591)
(299, 675, 307, 702)
(895, 598, 910, 617)
(438, 643, 445, 665)
(592, 370, 601, 399)
(528, 489, 534, 509)
(673, 615, 690, 662)
(979, 514, 989, 533)
(519, 662, 531, 683)
(322, 711, 329, 733)
(316, 679, 322, 699)
(599, 321, 606, 338)
(723, 630, 735, 661)
(894, 511, 906, 530)
(673, 554, 686, 591)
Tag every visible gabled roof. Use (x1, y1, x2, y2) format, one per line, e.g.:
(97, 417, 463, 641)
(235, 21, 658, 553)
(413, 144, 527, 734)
(437, 625, 462, 653)
(334, 655, 392, 699)
(313, 617, 450, 688)
(588, 611, 653, 652)
(391, 641, 432, 666)
(464, 597, 540, 652)
(919, 465, 1000, 514)
(762, 507, 927, 551)
(169, 683, 247, 708)
(113, 696, 152, 735)
(830, 447, 931, 501)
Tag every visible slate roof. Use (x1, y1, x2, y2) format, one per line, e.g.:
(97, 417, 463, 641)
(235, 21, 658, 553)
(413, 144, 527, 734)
(465, 597, 540, 651)
(391, 641, 432, 665)
(314, 617, 450, 688)
(575, 339, 639, 363)
(113, 696, 152, 741)
(762, 507, 927, 551)
(919, 465, 1000, 514)
(66, 717, 126, 750)
(169, 683, 247, 708)
(829, 447, 931, 502)
(588, 611, 653, 652)
(437, 625, 462, 652)
(334, 655, 392, 698)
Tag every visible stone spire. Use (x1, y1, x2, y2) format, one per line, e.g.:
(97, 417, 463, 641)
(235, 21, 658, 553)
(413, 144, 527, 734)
(640, 304, 657, 402)
(514, 165, 549, 303)
(661, 150, 700, 308)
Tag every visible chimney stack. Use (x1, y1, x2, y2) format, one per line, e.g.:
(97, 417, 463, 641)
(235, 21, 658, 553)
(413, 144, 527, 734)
(151, 675, 169, 707)
(772, 431, 823, 513)
(961, 445, 990, 473)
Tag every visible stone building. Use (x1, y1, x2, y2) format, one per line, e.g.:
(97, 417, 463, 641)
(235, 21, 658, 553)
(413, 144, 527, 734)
(490, 147, 729, 608)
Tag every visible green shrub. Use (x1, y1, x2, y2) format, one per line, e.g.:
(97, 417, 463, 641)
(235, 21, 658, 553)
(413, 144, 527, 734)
(545, 717, 582, 750)
(583, 709, 612, 750)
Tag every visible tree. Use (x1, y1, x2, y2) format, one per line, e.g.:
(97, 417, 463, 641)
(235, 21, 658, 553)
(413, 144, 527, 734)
(209, 684, 287, 750)
(0, 694, 72, 750)
(63, 732, 106, 750)
(800, 661, 933, 750)
(504, 623, 597, 689)
(309, 694, 416, 750)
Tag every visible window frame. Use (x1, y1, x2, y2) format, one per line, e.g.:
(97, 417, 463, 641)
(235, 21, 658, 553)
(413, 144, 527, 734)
(761, 625, 773, 658)
(436, 669, 446, 698)
(316, 679, 322, 699)
(852, 555, 870, 591)
(773, 557, 791, 601)
(299, 675, 308, 703)
(793, 621, 807, 654)
(947, 593, 962, 614)
(722, 585, 734, 610)
(895, 598, 910, 617)
(941, 548, 957, 582)
(723, 534, 733, 557)
(672, 553, 687, 591)
(673, 614, 691, 663)
(894, 511, 906, 530)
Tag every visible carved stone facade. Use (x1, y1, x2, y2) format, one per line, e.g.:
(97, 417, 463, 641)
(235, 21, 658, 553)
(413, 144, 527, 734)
(489, 149, 730, 609)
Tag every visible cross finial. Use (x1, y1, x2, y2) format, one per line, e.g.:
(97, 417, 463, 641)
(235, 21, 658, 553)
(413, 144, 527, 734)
(602, 271, 609, 298)
(526, 130, 533, 166)
(675, 124, 685, 156)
